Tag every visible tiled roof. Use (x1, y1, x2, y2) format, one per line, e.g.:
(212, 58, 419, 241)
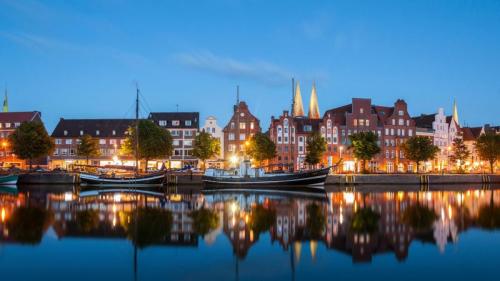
(412, 114, 436, 129)
(294, 117, 321, 134)
(149, 112, 199, 129)
(51, 119, 135, 138)
(0, 111, 41, 123)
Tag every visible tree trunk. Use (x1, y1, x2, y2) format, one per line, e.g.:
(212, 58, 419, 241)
(416, 161, 420, 174)
(145, 158, 149, 173)
(362, 159, 367, 174)
(490, 160, 494, 174)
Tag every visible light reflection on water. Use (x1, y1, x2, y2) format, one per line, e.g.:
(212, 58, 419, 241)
(0, 185, 499, 281)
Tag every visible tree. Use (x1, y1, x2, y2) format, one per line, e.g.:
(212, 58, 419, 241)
(192, 131, 220, 170)
(189, 208, 219, 237)
(127, 208, 172, 248)
(306, 203, 326, 239)
(475, 132, 500, 174)
(305, 131, 327, 168)
(7, 207, 53, 244)
(351, 208, 380, 233)
(349, 131, 381, 173)
(77, 134, 101, 165)
(121, 120, 173, 171)
(449, 138, 470, 173)
(401, 136, 439, 173)
(246, 132, 277, 166)
(9, 121, 54, 170)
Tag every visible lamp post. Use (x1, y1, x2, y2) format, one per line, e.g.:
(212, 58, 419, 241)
(339, 145, 343, 173)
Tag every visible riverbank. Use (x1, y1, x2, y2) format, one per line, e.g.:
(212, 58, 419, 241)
(15, 172, 500, 186)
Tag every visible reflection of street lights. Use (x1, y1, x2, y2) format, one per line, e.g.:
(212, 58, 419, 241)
(2, 141, 7, 163)
(339, 146, 344, 173)
(447, 146, 452, 173)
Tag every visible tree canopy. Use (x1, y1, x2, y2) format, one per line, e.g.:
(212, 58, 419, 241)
(77, 134, 101, 164)
(349, 131, 381, 173)
(121, 120, 173, 169)
(305, 131, 327, 167)
(475, 132, 500, 173)
(192, 131, 220, 169)
(401, 136, 439, 172)
(9, 121, 54, 169)
(449, 138, 470, 173)
(189, 208, 219, 237)
(246, 132, 277, 166)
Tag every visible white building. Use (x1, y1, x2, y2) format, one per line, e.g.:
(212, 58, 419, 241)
(202, 116, 225, 168)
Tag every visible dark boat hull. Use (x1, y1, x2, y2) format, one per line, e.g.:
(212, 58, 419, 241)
(79, 173, 166, 187)
(202, 167, 329, 189)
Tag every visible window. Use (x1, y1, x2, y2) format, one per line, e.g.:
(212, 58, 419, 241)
(53, 149, 59, 156)
(228, 133, 235, 141)
(299, 136, 304, 143)
(303, 125, 312, 132)
(112, 130, 116, 136)
(185, 130, 193, 137)
(14, 122, 20, 128)
(366, 119, 370, 126)
(69, 149, 75, 156)
(385, 128, 389, 135)
(409, 129, 413, 136)
(278, 136, 282, 143)
(359, 119, 364, 126)
(172, 120, 180, 126)
(386, 150, 389, 159)
(80, 130, 84, 136)
(159, 120, 167, 126)
(173, 140, 180, 146)
(64, 130, 68, 136)
(230, 122, 235, 129)
(406, 120, 410, 126)
(360, 108, 364, 114)
(55, 139, 62, 145)
(5, 123, 10, 128)
(399, 119, 404, 126)
(391, 128, 394, 135)
(184, 140, 193, 146)
(96, 130, 100, 136)
(392, 119, 395, 125)
(250, 122, 255, 130)
(354, 119, 357, 126)
(239, 122, 246, 129)
(65, 139, 72, 145)
(398, 110, 404, 116)
(239, 133, 245, 141)
(61, 149, 68, 156)
(99, 139, 106, 145)
(185, 120, 192, 126)
(110, 139, 117, 145)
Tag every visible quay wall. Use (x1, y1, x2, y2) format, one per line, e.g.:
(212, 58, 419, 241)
(326, 174, 499, 185)
(18, 173, 79, 185)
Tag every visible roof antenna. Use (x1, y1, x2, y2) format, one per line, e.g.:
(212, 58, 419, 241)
(291, 77, 295, 115)
(236, 85, 240, 104)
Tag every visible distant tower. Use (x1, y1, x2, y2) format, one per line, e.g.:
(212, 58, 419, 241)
(452, 99, 459, 125)
(3, 89, 8, 113)
(308, 82, 320, 119)
(292, 81, 305, 117)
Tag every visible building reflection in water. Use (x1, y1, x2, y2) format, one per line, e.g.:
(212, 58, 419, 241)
(0, 186, 499, 264)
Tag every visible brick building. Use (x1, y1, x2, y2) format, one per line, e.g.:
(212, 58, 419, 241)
(50, 118, 135, 169)
(222, 101, 261, 163)
(149, 112, 199, 169)
(0, 111, 45, 168)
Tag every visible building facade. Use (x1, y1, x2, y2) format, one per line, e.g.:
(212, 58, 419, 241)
(202, 116, 225, 168)
(50, 118, 135, 169)
(149, 112, 199, 169)
(222, 101, 261, 163)
(0, 111, 45, 168)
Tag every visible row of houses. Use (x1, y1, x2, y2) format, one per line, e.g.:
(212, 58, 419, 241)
(0, 84, 498, 172)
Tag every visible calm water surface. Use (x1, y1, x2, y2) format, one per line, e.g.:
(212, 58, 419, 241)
(0, 185, 499, 281)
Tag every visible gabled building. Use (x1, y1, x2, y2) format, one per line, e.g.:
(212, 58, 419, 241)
(0, 111, 45, 168)
(50, 118, 135, 169)
(149, 112, 200, 169)
(222, 101, 261, 162)
(202, 116, 225, 168)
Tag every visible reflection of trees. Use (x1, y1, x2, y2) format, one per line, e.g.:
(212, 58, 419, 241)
(306, 203, 325, 239)
(249, 205, 276, 235)
(127, 208, 172, 248)
(402, 205, 437, 232)
(351, 208, 380, 233)
(6, 207, 53, 244)
(190, 208, 219, 237)
(75, 210, 100, 234)
(477, 205, 500, 230)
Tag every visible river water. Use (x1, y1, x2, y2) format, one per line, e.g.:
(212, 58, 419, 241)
(0, 185, 499, 281)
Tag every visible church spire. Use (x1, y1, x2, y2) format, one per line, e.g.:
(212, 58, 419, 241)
(292, 81, 305, 117)
(3, 88, 8, 113)
(452, 98, 459, 125)
(308, 82, 320, 119)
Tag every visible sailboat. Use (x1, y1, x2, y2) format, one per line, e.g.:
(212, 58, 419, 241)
(80, 87, 167, 187)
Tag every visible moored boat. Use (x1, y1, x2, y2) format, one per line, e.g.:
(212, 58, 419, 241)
(80, 172, 166, 187)
(0, 174, 18, 185)
(203, 160, 330, 189)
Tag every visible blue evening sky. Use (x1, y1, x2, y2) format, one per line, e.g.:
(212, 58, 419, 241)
(1, 0, 499, 132)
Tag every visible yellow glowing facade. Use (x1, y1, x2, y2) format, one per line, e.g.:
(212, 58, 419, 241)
(308, 83, 320, 119)
(293, 81, 305, 117)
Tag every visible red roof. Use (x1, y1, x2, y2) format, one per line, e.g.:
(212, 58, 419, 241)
(0, 111, 41, 123)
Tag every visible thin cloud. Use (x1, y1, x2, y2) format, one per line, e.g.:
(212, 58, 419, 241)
(174, 51, 294, 86)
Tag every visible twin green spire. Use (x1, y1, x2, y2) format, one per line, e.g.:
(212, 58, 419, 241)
(3, 89, 8, 113)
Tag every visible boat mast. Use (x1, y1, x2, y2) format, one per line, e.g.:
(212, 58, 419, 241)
(135, 85, 140, 174)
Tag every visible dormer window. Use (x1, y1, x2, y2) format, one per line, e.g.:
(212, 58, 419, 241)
(172, 120, 180, 126)
(185, 120, 192, 126)
(159, 120, 167, 126)
(64, 130, 68, 136)
(112, 130, 116, 136)
(360, 108, 364, 114)
(80, 130, 84, 136)
(398, 110, 404, 116)
(96, 130, 100, 136)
